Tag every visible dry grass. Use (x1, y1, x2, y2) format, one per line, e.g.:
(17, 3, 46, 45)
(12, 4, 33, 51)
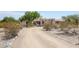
(0, 22, 21, 40)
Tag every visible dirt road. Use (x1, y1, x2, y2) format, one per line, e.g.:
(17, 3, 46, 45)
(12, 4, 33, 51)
(12, 27, 78, 48)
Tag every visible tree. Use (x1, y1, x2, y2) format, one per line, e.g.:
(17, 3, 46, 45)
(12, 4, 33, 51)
(67, 15, 79, 35)
(62, 15, 79, 35)
(1, 16, 18, 22)
(19, 11, 40, 27)
(19, 16, 26, 22)
(68, 15, 79, 27)
(60, 16, 70, 33)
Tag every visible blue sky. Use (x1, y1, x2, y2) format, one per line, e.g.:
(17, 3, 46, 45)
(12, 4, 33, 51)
(0, 11, 79, 20)
(39, 11, 79, 19)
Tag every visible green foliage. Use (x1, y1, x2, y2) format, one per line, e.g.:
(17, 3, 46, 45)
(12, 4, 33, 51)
(0, 16, 20, 28)
(1, 17, 18, 22)
(25, 11, 40, 21)
(62, 15, 79, 28)
(19, 11, 40, 27)
(0, 16, 21, 40)
(61, 15, 79, 35)
(19, 16, 26, 22)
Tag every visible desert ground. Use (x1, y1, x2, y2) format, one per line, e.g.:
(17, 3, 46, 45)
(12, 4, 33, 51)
(11, 27, 79, 48)
(0, 27, 79, 48)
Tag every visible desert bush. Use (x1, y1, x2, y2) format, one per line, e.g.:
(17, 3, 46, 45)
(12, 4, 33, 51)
(52, 24, 58, 29)
(43, 22, 52, 31)
(0, 22, 5, 28)
(4, 22, 21, 40)
(0, 21, 21, 40)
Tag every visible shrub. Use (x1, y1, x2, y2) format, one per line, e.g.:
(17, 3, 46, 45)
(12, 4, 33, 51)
(43, 22, 52, 31)
(0, 22, 21, 40)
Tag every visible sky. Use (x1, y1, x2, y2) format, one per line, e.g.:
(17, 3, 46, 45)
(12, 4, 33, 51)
(0, 11, 79, 20)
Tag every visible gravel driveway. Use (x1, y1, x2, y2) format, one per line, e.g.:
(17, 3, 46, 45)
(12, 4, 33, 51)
(11, 27, 79, 48)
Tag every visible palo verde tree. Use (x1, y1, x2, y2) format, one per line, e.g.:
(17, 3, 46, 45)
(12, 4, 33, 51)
(19, 11, 40, 27)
